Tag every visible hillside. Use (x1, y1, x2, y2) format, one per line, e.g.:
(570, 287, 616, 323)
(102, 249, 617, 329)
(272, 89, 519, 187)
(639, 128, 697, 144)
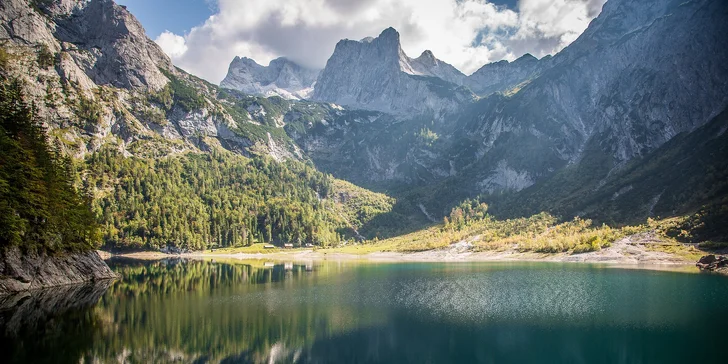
(0, 0, 725, 255)
(0, 0, 394, 251)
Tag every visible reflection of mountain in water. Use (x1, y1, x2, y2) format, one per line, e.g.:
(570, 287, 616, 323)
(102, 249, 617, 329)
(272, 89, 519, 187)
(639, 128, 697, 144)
(0, 281, 112, 363)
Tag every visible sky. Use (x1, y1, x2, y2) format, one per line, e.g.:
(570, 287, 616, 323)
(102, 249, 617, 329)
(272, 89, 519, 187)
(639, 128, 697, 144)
(118, 0, 606, 84)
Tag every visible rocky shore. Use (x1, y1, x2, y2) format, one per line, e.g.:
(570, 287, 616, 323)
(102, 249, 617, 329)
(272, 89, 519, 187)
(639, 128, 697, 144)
(696, 255, 728, 274)
(0, 247, 118, 295)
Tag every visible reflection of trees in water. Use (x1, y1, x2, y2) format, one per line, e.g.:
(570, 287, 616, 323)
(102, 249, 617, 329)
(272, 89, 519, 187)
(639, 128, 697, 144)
(85, 259, 377, 363)
(106, 258, 312, 295)
(0, 281, 112, 364)
(3, 261, 727, 363)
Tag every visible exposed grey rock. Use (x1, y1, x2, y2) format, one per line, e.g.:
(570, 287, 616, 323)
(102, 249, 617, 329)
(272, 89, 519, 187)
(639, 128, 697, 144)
(409, 49, 467, 86)
(52, 0, 173, 90)
(0, 0, 297, 161)
(220, 56, 319, 100)
(465, 53, 548, 96)
(297, 0, 728, 204)
(0, 247, 118, 295)
(313, 27, 474, 116)
(696, 255, 728, 274)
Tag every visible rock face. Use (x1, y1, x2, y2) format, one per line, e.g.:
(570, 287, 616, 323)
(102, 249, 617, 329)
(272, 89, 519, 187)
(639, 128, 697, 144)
(220, 57, 320, 100)
(0, 0, 304, 161)
(446, 0, 728, 198)
(408, 49, 467, 86)
(696, 255, 728, 274)
(465, 54, 547, 96)
(318, 0, 725, 169)
(290, 0, 728, 223)
(0, 0, 173, 91)
(0, 247, 118, 295)
(313, 27, 474, 115)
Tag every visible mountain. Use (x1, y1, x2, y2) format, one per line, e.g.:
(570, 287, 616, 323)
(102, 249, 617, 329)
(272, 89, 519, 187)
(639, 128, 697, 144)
(220, 56, 319, 100)
(312, 27, 474, 116)
(465, 53, 548, 96)
(408, 49, 468, 86)
(0, 0, 395, 252)
(1, 0, 173, 90)
(292, 0, 728, 227)
(1, 0, 726, 253)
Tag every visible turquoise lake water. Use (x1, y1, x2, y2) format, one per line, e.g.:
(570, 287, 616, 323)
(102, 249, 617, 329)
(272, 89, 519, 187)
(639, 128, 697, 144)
(2, 259, 727, 363)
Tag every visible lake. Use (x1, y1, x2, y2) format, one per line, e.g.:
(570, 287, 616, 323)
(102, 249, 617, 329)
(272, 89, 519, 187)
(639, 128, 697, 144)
(1, 259, 727, 363)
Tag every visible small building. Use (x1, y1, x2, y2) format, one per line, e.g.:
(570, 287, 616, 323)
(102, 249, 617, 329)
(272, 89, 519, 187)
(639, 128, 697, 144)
(263, 244, 275, 249)
(283, 243, 294, 249)
(305, 243, 314, 248)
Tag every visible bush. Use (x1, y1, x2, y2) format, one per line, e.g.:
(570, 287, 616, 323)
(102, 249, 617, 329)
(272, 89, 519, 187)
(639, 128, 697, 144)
(36, 44, 55, 69)
(159, 69, 206, 113)
(0, 47, 9, 70)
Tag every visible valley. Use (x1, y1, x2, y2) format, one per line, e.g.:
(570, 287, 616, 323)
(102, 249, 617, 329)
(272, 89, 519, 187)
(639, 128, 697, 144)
(1, 0, 727, 284)
(2, 1, 728, 362)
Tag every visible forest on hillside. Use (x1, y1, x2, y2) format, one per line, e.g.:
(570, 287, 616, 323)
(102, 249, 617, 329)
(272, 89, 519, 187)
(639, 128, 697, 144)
(0, 77, 99, 253)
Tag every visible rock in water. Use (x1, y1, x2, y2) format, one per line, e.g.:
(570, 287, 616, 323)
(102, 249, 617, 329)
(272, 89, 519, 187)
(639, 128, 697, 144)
(696, 255, 728, 274)
(0, 247, 118, 295)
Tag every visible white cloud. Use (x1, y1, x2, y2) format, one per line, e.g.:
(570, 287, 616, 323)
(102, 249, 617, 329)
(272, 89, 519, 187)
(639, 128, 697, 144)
(155, 31, 188, 59)
(155, 0, 607, 83)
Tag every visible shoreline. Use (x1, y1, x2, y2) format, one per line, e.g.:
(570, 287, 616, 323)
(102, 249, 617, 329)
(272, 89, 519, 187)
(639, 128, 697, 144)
(102, 236, 701, 272)
(108, 250, 695, 265)
(1, 249, 118, 295)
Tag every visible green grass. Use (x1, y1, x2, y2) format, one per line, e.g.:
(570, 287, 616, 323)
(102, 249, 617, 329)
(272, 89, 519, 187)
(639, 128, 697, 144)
(326, 210, 718, 258)
(206, 243, 284, 255)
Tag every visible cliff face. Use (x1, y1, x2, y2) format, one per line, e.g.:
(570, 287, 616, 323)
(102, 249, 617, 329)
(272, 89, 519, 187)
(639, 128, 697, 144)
(465, 54, 548, 96)
(0, 0, 304, 161)
(288, 0, 728, 223)
(220, 57, 319, 100)
(0, 248, 117, 295)
(451, 0, 728, 192)
(312, 28, 474, 116)
(0, 0, 171, 90)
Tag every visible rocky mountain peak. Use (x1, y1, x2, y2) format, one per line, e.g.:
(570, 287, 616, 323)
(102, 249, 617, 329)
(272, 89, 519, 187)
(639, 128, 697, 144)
(465, 53, 546, 96)
(378, 27, 400, 43)
(0, 0, 172, 90)
(417, 50, 437, 64)
(313, 27, 473, 115)
(220, 55, 319, 100)
(514, 53, 537, 63)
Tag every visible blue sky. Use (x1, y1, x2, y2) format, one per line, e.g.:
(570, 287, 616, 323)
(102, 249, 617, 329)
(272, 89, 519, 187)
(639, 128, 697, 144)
(117, 0, 214, 38)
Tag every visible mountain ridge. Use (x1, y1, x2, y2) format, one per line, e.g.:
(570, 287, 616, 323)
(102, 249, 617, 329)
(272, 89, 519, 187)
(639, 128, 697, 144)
(312, 27, 475, 116)
(220, 56, 319, 100)
(1, 0, 726, 251)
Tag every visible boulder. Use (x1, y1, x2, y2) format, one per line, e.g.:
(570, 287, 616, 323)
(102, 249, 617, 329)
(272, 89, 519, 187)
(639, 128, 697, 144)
(696, 255, 728, 274)
(0, 247, 118, 295)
